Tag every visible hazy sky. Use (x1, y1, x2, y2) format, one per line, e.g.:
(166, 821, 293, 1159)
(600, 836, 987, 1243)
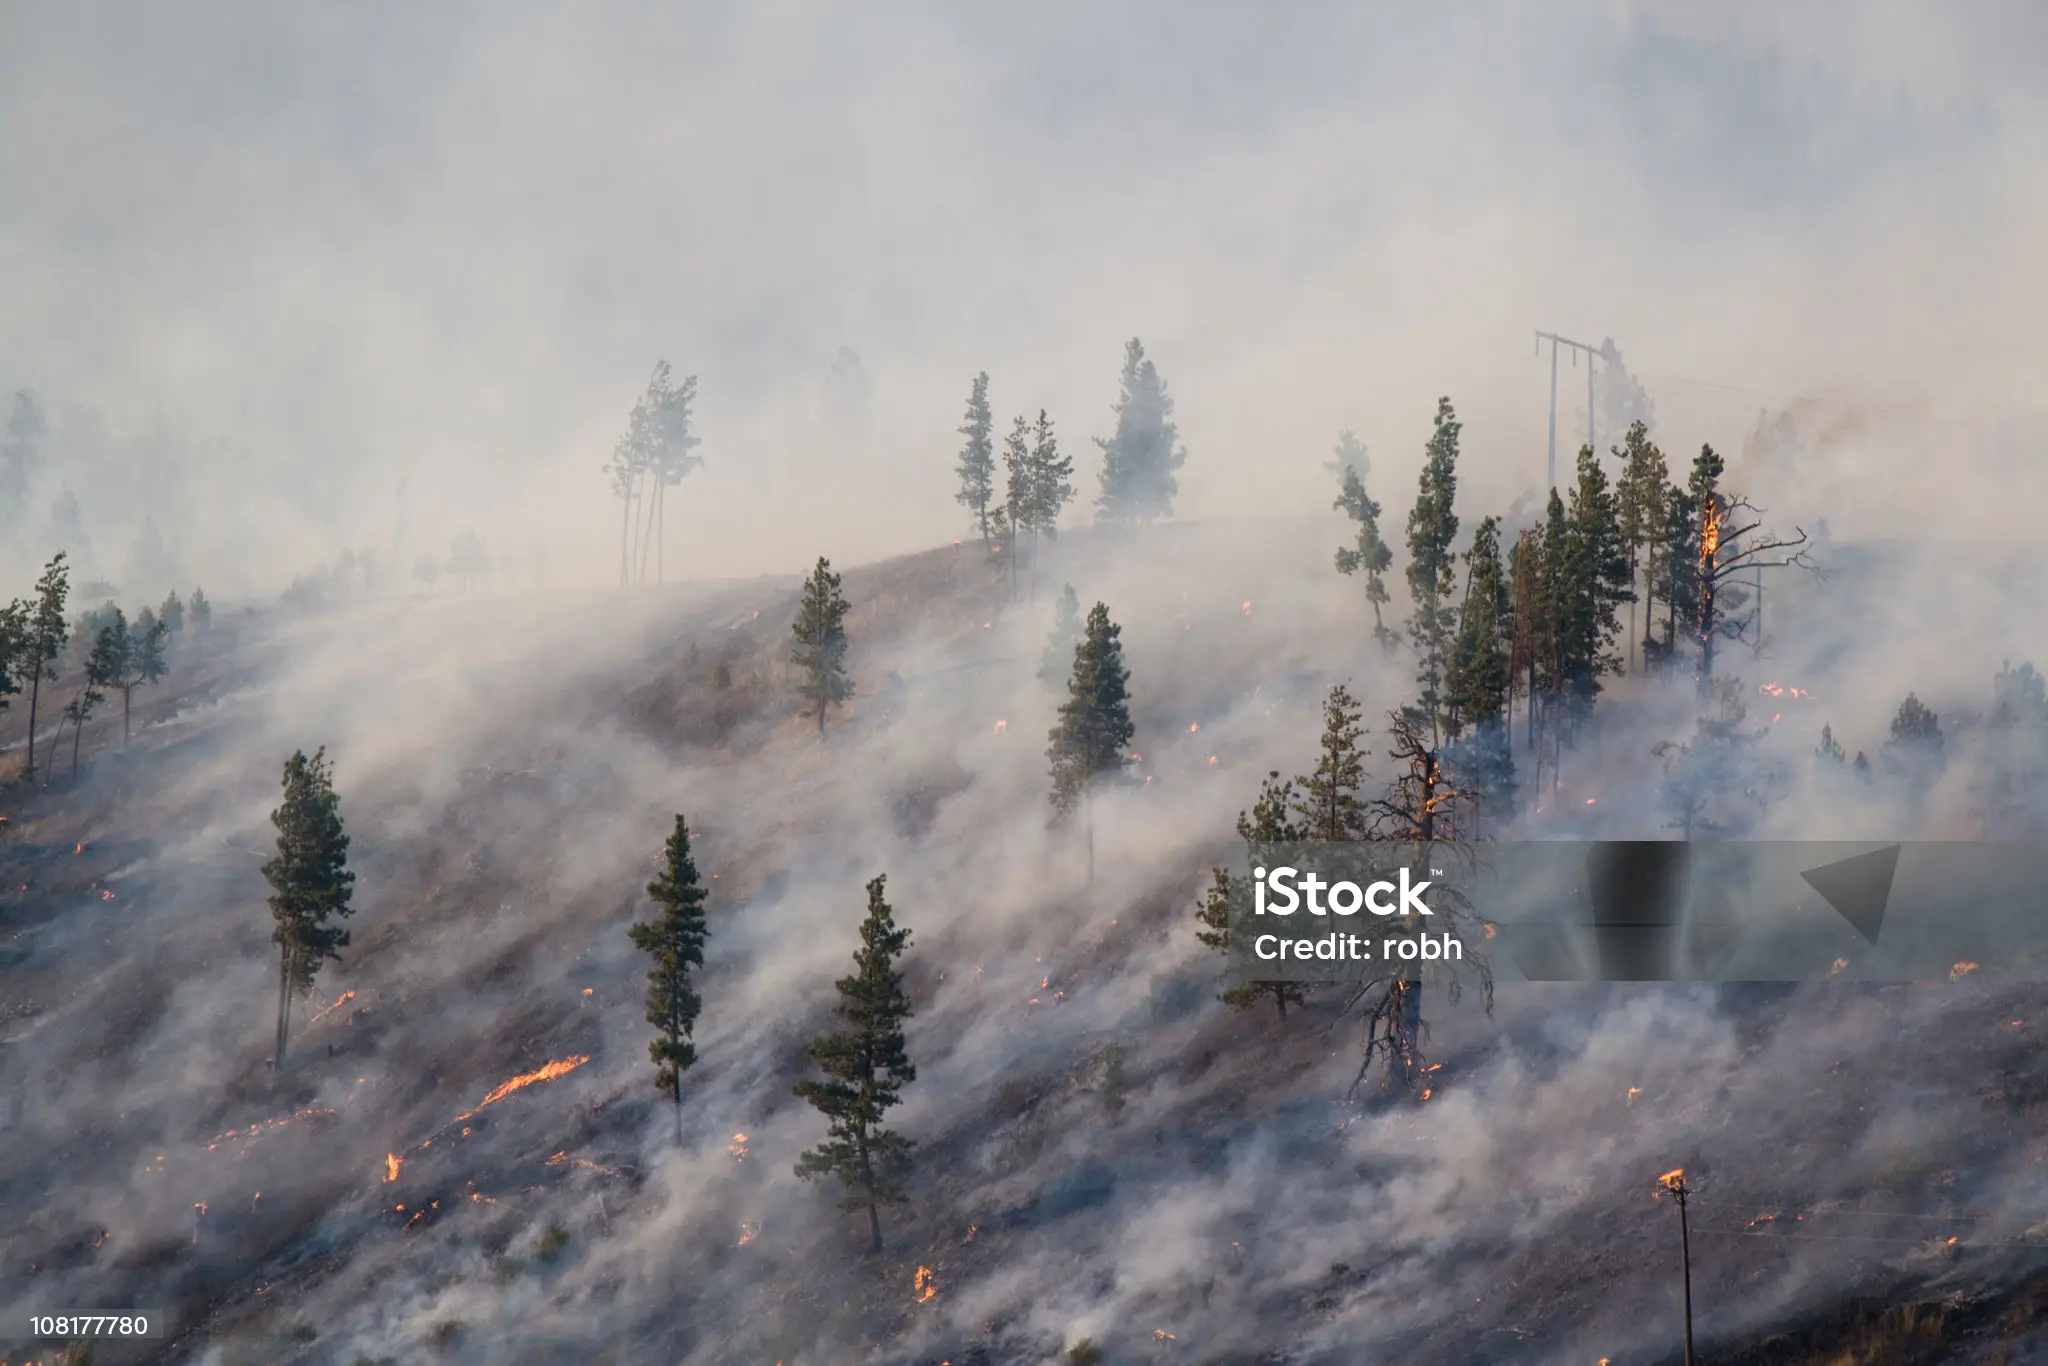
(3, 1, 2044, 583)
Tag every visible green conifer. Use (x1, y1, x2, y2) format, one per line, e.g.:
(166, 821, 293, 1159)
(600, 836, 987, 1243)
(263, 747, 355, 1070)
(1047, 603, 1135, 881)
(793, 874, 916, 1252)
(629, 815, 709, 1143)
(790, 557, 853, 736)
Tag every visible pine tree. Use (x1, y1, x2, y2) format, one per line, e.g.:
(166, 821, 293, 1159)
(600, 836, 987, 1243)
(189, 587, 212, 632)
(954, 373, 997, 547)
(1026, 409, 1076, 602)
(1507, 528, 1546, 760)
(791, 557, 853, 737)
(1817, 723, 1846, 765)
(23, 552, 70, 780)
(263, 747, 355, 1071)
(0, 598, 28, 719)
(1001, 416, 1032, 600)
(160, 591, 185, 634)
(103, 608, 168, 746)
(1094, 339, 1185, 524)
(1533, 490, 1573, 788)
(1293, 684, 1372, 842)
(1881, 693, 1945, 791)
(62, 622, 123, 776)
(628, 815, 709, 1143)
(1047, 603, 1135, 883)
(1038, 584, 1083, 686)
(1332, 437, 1396, 652)
(1404, 399, 1462, 743)
(1197, 770, 1307, 1020)
(1559, 444, 1633, 728)
(793, 874, 916, 1253)
(1444, 517, 1516, 825)
(0, 391, 47, 530)
(1653, 477, 1697, 672)
(1613, 421, 1669, 673)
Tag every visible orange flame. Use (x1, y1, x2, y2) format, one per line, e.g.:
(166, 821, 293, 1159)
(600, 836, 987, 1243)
(1241, 601, 1252, 615)
(738, 1222, 759, 1246)
(1951, 961, 1980, 981)
(1626, 1087, 1642, 1105)
(1699, 499, 1722, 570)
(1658, 1167, 1686, 1189)
(914, 1266, 937, 1302)
(993, 719, 1007, 733)
(729, 1133, 750, 1163)
(308, 989, 356, 1027)
(476, 1054, 589, 1109)
(384, 1153, 402, 1183)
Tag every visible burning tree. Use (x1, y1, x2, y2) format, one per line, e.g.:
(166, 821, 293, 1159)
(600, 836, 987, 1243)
(1047, 602, 1135, 883)
(1344, 708, 1495, 1094)
(954, 371, 996, 548)
(264, 747, 356, 1071)
(1331, 432, 1396, 653)
(629, 815, 709, 1143)
(1684, 444, 1812, 700)
(791, 557, 853, 737)
(794, 874, 916, 1253)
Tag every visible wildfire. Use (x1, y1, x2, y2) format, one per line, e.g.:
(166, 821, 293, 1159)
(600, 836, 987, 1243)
(1699, 499, 1722, 570)
(75, 842, 84, 854)
(729, 1133, 750, 1163)
(1657, 1167, 1686, 1191)
(914, 1266, 937, 1302)
(964, 1224, 978, 1242)
(1155, 1330, 1177, 1342)
(307, 989, 357, 1027)
(1951, 961, 1980, 981)
(545, 1151, 624, 1178)
(1207, 755, 1218, 765)
(1189, 722, 1200, 732)
(384, 1153, 402, 1183)
(1829, 957, 1849, 975)
(739, 1222, 759, 1246)
(1626, 1086, 1642, 1105)
(993, 719, 1007, 733)
(474, 1055, 589, 1109)
(1758, 682, 1812, 699)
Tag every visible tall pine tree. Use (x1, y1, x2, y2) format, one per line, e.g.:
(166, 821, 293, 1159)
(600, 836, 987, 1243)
(791, 557, 853, 736)
(1558, 444, 1633, 731)
(1197, 767, 1308, 1021)
(264, 747, 355, 1071)
(1404, 399, 1463, 743)
(23, 552, 69, 780)
(1001, 415, 1032, 599)
(1094, 339, 1185, 525)
(1038, 584, 1083, 686)
(1444, 517, 1516, 826)
(1047, 602, 1135, 883)
(954, 372, 996, 547)
(793, 874, 916, 1253)
(1332, 435, 1396, 653)
(1613, 421, 1669, 673)
(630, 815, 709, 1142)
(1026, 409, 1075, 602)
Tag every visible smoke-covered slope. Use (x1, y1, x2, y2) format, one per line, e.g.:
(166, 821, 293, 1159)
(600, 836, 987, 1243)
(4, 521, 2047, 1366)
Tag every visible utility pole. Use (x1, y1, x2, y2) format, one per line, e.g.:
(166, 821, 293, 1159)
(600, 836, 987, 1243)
(1661, 1169, 1696, 1365)
(1535, 331, 1600, 492)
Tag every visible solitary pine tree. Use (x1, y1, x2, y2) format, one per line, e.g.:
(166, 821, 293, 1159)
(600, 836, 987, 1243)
(1444, 517, 1516, 826)
(791, 557, 853, 736)
(264, 748, 355, 1071)
(793, 874, 916, 1253)
(1001, 416, 1032, 599)
(1332, 436, 1396, 653)
(628, 815, 709, 1143)
(1613, 422, 1669, 672)
(1094, 339, 1185, 525)
(1047, 603, 1135, 882)
(160, 591, 185, 634)
(954, 372, 997, 547)
(1025, 409, 1076, 602)
(1405, 399, 1463, 743)
(23, 552, 70, 779)
(1038, 584, 1083, 686)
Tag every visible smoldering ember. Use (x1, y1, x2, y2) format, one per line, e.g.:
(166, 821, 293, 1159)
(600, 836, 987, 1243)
(4, 7, 2048, 1366)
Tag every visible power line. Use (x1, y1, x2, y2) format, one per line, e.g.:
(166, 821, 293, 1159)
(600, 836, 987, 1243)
(1535, 332, 1600, 492)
